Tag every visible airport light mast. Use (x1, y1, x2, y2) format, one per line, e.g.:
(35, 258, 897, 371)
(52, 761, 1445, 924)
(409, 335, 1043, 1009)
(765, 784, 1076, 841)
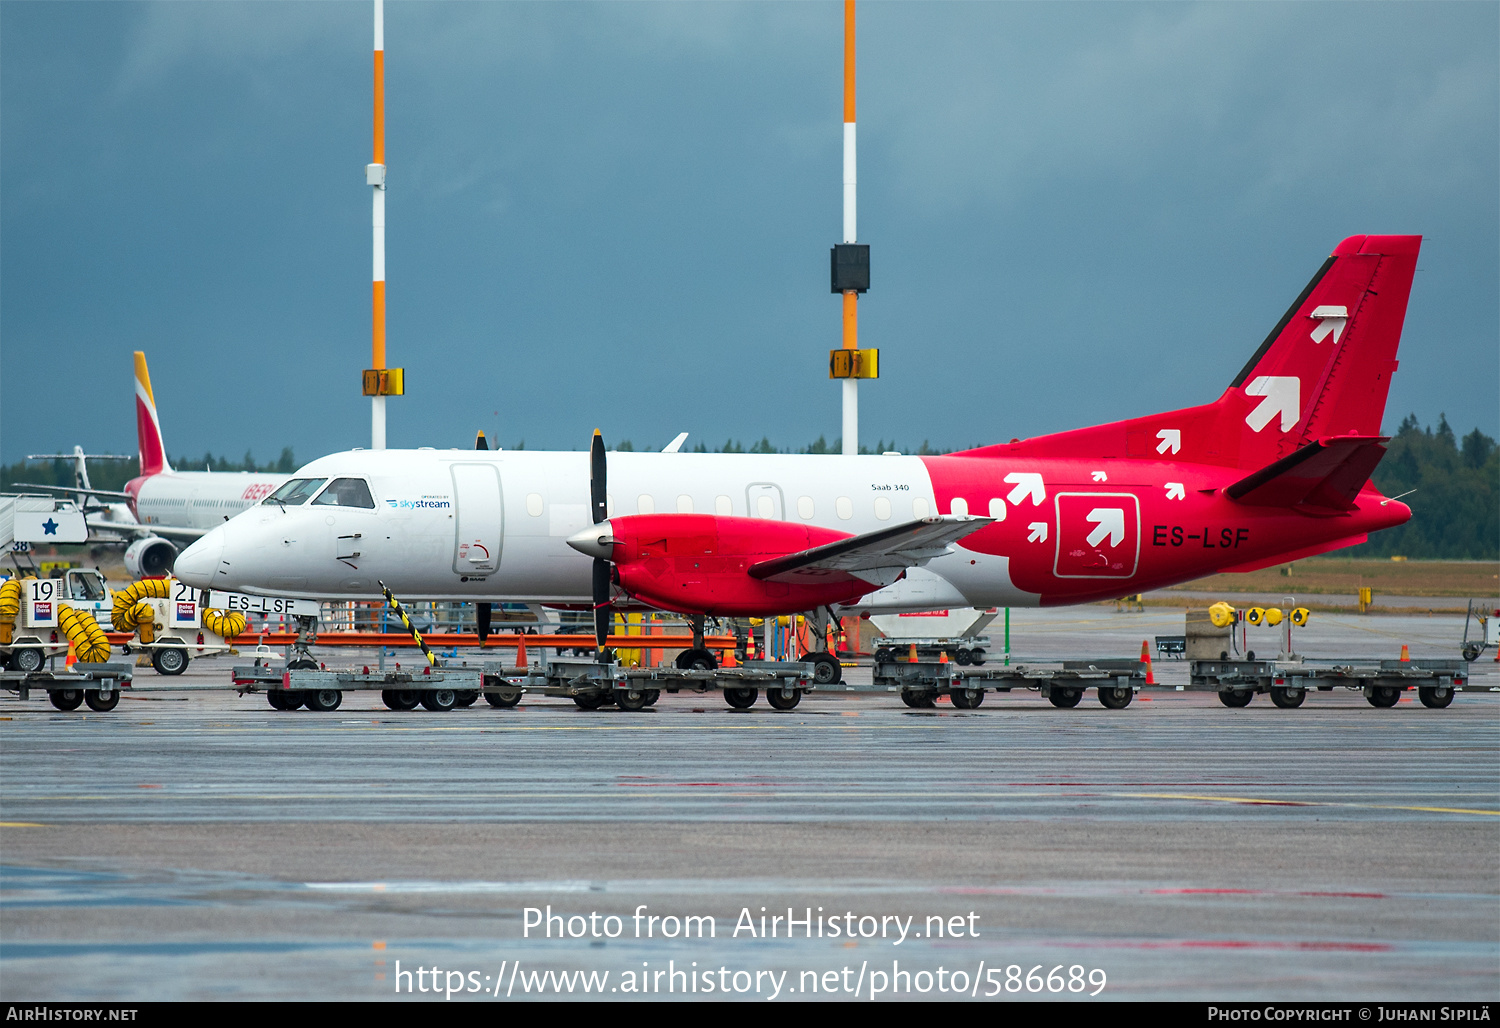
(829, 0, 875, 456)
(363, 0, 402, 449)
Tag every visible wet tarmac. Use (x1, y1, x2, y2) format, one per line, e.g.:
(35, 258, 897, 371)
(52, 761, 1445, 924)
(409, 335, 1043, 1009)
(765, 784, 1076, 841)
(2, 608, 1496, 1001)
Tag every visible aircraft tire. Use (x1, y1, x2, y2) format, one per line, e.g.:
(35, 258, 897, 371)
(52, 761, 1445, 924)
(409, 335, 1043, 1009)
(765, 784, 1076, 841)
(50, 689, 83, 711)
(1418, 686, 1453, 709)
(674, 649, 718, 671)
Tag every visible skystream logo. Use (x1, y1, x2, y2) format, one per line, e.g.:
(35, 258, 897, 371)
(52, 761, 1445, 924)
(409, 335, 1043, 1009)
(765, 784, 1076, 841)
(386, 498, 452, 510)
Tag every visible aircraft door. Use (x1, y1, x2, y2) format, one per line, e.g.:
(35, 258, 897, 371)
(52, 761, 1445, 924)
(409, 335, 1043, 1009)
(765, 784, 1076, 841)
(746, 483, 785, 520)
(451, 464, 503, 576)
(1052, 492, 1140, 579)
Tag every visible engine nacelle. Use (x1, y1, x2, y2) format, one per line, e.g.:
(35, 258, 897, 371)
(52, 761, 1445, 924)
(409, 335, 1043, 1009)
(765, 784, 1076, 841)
(575, 514, 878, 616)
(124, 536, 177, 578)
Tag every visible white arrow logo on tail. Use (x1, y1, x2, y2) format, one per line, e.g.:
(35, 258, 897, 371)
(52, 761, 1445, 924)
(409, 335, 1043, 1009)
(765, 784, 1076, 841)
(1027, 522, 1048, 543)
(1309, 305, 1348, 345)
(1085, 508, 1125, 548)
(1091, 471, 1107, 482)
(1005, 472, 1046, 506)
(1165, 482, 1186, 500)
(1244, 376, 1300, 433)
(1156, 429, 1181, 454)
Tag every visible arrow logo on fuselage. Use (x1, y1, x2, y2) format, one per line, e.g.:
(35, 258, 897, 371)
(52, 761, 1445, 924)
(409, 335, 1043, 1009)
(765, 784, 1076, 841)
(1027, 522, 1048, 543)
(1164, 482, 1186, 500)
(1005, 473, 1046, 506)
(1085, 508, 1125, 548)
(1156, 429, 1181, 454)
(1243, 376, 1299, 433)
(1309, 305, 1348, 345)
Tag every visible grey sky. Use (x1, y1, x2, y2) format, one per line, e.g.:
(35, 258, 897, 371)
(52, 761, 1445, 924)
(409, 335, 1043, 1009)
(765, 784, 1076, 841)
(3, 1, 1495, 464)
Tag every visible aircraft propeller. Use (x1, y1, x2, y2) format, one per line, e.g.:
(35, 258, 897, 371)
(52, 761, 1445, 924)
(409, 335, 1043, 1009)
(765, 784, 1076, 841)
(589, 429, 613, 663)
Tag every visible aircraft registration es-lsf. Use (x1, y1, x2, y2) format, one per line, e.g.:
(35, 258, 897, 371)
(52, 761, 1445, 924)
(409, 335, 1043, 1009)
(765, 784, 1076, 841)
(174, 235, 1419, 617)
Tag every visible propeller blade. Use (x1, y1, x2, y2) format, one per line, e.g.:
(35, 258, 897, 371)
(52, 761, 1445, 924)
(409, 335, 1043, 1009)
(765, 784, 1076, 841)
(474, 430, 489, 451)
(590, 429, 607, 525)
(592, 557, 612, 656)
(476, 601, 492, 643)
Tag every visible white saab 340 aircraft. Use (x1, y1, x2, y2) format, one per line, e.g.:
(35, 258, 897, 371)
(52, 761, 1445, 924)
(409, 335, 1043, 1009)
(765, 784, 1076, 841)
(176, 236, 1420, 668)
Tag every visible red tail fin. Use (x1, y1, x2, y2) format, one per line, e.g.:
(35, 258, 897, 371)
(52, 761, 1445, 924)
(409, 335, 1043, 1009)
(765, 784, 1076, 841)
(955, 235, 1422, 470)
(134, 351, 171, 476)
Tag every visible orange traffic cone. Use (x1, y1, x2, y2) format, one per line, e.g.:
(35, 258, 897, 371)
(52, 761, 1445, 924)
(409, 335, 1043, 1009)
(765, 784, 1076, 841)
(908, 643, 919, 663)
(1399, 644, 1410, 662)
(516, 633, 528, 669)
(1140, 640, 1155, 685)
(721, 647, 736, 669)
(939, 650, 949, 663)
(64, 639, 76, 669)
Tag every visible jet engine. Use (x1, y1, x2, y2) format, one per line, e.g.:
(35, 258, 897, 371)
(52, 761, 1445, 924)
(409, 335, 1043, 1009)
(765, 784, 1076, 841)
(124, 536, 177, 577)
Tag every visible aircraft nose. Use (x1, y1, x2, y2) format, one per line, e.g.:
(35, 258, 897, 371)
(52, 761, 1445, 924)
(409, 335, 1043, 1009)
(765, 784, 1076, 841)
(173, 528, 225, 588)
(566, 521, 616, 560)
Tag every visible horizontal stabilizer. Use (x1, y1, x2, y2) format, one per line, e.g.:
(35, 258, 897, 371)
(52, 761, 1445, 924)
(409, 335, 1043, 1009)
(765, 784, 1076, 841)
(748, 515, 992, 586)
(1225, 436, 1387, 512)
(12, 482, 136, 501)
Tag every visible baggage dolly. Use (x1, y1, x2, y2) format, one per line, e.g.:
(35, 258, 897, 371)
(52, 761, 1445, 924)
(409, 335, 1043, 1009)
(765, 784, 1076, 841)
(1190, 657, 1470, 709)
(0, 661, 134, 711)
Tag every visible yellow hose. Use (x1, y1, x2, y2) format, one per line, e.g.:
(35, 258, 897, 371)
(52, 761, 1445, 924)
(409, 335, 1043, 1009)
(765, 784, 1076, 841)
(133, 603, 157, 645)
(0, 579, 21, 646)
(112, 578, 171, 634)
(58, 604, 111, 663)
(202, 608, 246, 642)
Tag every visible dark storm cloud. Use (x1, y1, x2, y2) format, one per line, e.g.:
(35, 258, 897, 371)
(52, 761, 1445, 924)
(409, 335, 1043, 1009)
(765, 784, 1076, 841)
(2, 1, 1494, 463)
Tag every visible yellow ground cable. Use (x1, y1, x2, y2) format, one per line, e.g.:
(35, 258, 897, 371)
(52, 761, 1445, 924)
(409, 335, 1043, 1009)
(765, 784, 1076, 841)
(0, 579, 21, 646)
(202, 608, 246, 641)
(57, 605, 111, 663)
(111, 578, 171, 633)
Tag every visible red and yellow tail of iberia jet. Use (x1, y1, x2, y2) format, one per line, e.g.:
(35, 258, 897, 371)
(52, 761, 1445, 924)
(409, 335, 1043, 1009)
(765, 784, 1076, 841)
(134, 351, 172, 477)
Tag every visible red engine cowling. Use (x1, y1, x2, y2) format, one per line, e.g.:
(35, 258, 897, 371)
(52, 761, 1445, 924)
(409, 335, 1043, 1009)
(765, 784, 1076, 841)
(583, 514, 878, 616)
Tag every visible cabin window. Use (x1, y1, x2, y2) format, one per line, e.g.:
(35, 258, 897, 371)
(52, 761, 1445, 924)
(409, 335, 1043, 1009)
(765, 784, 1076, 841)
(637, 494, 655, 515)
(526, 493, 544, 517)
(912, 497, 930, 518)
(835, 496, 853, 520)
(756, 495, 776, 519)
(715, 495, 733, 516)
(988, 498, 1006, 521)
(951, 497, 969, 516)
(677, 494, 694, 513)
(874, 497, 891, 521)
(312, 478, 376, 509)
(263, 478, 326, 506)
(797, 496, 815, 519)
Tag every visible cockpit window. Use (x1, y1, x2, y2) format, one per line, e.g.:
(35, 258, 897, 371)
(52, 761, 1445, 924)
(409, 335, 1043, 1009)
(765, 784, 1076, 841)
(68, 572, 106, 601)
(262, 478, 326, 506)
(312, 478, 376, 509)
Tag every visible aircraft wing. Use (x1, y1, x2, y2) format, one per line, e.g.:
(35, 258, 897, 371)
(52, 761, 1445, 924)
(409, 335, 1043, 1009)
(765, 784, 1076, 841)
(748, 515, 992, 586)
(12, 482, 136, 501)
(83, 518, 207, 542)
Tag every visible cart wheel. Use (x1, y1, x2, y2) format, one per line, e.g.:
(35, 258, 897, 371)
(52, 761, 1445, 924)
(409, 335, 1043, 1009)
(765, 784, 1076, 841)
(1098, 685, 1134, 709)
(1269, 688, 1305, 709)
(573, 693, 606, 710)
(674, 648, 718, 671)
(1418, 686, 1453, 709)
(874, 648, 893, 664)
(766, 688, 802, 710)
(151, 647, 189, 676)
(454, 690, 479, 707)
(84, 690, 119, 712)
(382, 690, 420, 710)
(1048, 687, 1082, 708)
(968, 649, 986, 666)
(808, 652, 842, 684)
(49, 689, 83, 711)
(723, 687, 758, 709)
(11, 648, 45, 674)
(616, 689, 649, 711)
(1367, 685, 1401, 708)
(642, 689, 660, 707)
(267, 691, 289, 710)
(485, 689, 523, 708)
(1461, 643, 1482, 662)
(1218, 689, 1254, 708)
(954, 649, 972, 666)
(957, 687, 984, 709)
(900, 691, 936, 709)
(420, 689, 456, 712)
(304, 689, 343, 712)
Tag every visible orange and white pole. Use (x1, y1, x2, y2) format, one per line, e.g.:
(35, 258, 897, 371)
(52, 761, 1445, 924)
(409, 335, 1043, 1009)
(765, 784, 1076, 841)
(840, 0, 858, 457)
(368, 0, 387, 449)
